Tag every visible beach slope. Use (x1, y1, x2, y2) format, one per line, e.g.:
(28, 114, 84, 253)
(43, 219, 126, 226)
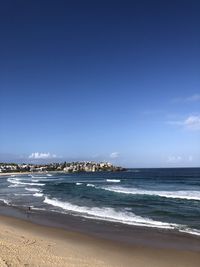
(0, 215, 199, 267)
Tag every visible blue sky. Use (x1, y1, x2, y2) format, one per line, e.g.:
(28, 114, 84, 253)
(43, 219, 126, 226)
(0, 0, 200, 167)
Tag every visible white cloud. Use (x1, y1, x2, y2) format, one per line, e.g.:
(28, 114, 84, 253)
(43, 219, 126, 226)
(172, 94, 200, 103)
(29, 152, 58, 159)
(183, 116, 200, 130)
(110, 152, 120, 159)
(168, 115, 200, 131)
(167, 155, 182, 163)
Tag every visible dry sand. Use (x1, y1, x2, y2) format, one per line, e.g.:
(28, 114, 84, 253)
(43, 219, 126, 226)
(0, 215, 199, 267)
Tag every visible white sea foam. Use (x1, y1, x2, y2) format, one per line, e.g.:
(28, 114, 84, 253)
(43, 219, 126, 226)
(179, 228, 200, 236)
(33, 192, 44, 197)
(102, 186, 200, 201)
(31, 207, 47, 211)
(30, 175, 46, 179)
(25, 187, 41, 192)
(47, 174, 52, 177)
(8, 184, 20, 188)
(86, 184, 95, 187)
(106, 179, 121, 183)
(0, 198, 10, 205)
(43, 197, 177, 229)
(76, 182, 83, 185)
(31, 176, 47, 179)
(7, 178, 45, 187)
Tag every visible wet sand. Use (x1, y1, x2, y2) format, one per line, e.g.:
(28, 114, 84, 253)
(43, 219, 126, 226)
(0, 214, 199, 267)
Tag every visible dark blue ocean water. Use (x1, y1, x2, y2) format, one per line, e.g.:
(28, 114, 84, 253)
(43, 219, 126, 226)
(0, 168, 200, 236)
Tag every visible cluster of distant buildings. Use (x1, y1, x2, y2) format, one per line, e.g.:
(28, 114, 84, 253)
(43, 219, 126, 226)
(0, 162, 125, 173)
(62, 161, 124, 172)
(0, 163, 33, 173)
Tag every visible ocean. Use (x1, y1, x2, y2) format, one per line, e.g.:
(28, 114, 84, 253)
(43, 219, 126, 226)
(0, 168, 200, 238)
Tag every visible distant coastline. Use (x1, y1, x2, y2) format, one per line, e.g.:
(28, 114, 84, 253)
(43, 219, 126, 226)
(0, 161, 126, 174)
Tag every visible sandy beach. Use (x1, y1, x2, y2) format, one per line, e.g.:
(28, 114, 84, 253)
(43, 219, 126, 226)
(0, 215, 199, 267)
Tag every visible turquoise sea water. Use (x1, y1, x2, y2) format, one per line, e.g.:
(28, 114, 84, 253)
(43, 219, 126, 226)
(0, 168, 200, 236)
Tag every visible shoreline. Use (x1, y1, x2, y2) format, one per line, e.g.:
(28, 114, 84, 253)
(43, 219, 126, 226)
(0, 214, 200, 267)
(0, 203, 200, 252)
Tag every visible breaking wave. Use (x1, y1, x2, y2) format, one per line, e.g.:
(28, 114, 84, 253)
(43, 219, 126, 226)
(102, 186, 200, 201)
(0, 198, 10, 205)
(25, 188, 41, 192)
(43, 197, 200, 236)
(44, 197, 177, 229)
(33, 192, 44, 197)
(106, 179, 121, 183)
(86, 183, 95, 187)
(7, 178, 45, 187)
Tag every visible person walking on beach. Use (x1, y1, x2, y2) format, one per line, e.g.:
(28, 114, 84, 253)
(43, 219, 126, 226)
(26, 206, 31, 218)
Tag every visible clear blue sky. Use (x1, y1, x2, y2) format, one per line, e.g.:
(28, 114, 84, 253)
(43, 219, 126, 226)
(0, 0, 199, 167)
